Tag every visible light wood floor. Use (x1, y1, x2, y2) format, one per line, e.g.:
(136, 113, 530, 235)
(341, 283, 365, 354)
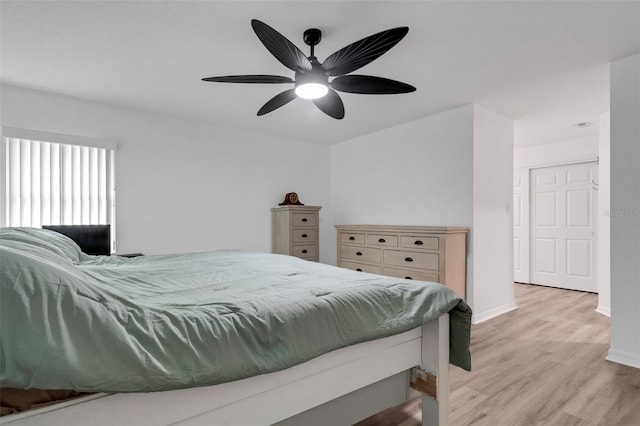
(357, 283, 640, 426)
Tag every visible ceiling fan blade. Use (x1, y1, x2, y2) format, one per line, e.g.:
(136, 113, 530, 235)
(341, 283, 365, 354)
(257, 89, 297, 116)
(202, 75, 294, 84)
(322, 27, 409, 77)
(312, 89, 345, 119)
(330, 75, 416, 94)
(251, 19, 312, 73)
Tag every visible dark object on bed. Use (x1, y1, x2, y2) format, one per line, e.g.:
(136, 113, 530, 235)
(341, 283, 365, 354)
(42, 224, 111, 255)
(0, 388, 87, 416)
(117, 252, 144, 258)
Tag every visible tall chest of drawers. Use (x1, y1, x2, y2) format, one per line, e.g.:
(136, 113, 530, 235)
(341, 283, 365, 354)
(272, 206, 321, 261)
(336, 225, 468, 300)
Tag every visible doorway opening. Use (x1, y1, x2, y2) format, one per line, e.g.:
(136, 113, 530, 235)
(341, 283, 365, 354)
(514, 161, 599, 293)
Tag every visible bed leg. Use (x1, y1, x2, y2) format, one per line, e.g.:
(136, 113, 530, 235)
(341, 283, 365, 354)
(419, 314, 449, 426)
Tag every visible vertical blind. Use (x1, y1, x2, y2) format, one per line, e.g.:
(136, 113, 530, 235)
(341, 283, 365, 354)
(4, 137, 115, 229)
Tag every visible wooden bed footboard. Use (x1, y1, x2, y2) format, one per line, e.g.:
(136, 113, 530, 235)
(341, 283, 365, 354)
(2, 315, 450, 426)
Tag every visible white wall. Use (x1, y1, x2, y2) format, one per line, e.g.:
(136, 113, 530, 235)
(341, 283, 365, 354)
(332, 104, 516, 322)
(1, 85, 334, 261)
(471, 105, 516, 323)
(597, 112, 611, 316)
(514, 136, 599, 170)
(332, 105, 475, 228)
(608, 53, 640, 369)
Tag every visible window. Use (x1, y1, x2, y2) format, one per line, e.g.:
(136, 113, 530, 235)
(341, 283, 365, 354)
(1, 127, 116, 250)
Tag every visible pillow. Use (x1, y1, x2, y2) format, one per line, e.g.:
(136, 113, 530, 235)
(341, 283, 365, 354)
(0, 227, 84, 263)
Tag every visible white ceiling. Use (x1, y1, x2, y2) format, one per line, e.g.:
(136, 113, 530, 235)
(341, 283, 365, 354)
(1, 1, 639, 146)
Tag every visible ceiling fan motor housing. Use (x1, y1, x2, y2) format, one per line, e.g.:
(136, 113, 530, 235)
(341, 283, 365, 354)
(303, 28, 322, 46)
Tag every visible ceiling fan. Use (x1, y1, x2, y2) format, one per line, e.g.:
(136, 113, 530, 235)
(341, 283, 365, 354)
(202, 20, 416, 120)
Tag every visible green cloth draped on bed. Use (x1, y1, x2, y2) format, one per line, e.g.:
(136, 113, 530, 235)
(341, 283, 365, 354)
(0, 227, 471, 393)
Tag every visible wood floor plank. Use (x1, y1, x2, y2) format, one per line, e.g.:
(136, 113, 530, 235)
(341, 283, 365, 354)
(448, 385, 488, 423)
(356, 283, 640, 426)
(598, 386, 640, 426)
(545, 411, 593, 426)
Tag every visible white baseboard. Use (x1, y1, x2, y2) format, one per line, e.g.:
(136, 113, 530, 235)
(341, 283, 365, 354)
(472, 302, 518, 325)
(595, 305, 611, 317)
(606, 348, 640, 369)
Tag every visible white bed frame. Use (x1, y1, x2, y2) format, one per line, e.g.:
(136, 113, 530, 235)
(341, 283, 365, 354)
(2, 315, 449, 426)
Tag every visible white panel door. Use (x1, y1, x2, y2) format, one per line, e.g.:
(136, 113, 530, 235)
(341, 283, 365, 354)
(530, 162, 598, 292)
(513, 170, 529, 283)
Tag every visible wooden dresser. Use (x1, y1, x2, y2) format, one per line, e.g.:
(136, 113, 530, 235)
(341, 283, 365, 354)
(335, 225, 468, 299)
(272, 205, 321, 261)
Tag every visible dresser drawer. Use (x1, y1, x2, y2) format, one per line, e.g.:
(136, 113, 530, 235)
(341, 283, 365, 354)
(383, 267, 439, 283)
(384, 250, 439, 271)
(341, 261, 381, 274)
(292, 229, 317, 243)
(340, 232, 365, 245)
(292, 244, 317, 258)
(292, 212, 317, 227)
(366, 234, 398, 247)
(400, 236, 439, 250)
(340, 245, 381, 263)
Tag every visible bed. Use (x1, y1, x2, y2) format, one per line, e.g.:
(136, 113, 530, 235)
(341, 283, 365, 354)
(0, 227, 471, 425)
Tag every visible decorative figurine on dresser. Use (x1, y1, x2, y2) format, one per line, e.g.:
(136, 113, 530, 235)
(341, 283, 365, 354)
(272, 193, 321, 262)
(335, 225, 468, 300)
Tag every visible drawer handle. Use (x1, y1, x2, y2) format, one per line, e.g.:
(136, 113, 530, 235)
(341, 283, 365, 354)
(378, 238, 386, 243)
(356, 268, 363, 272)
(405, 257, 413, 262)
(302, 249, 308, 254)
(301, 218, 308, 222)
(349, 236, 355, 241)
(301, 234, 308, 238)
(356, 251, 363, 256)
(414, 240, 423, 245)
(405, 276, 413, 280)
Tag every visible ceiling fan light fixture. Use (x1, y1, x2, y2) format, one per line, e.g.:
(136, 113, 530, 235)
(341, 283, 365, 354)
(294, 68, 329, 99)
(295, 82, 328, 99)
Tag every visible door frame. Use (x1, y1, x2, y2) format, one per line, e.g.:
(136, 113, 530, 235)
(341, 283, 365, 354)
(514, 158, 599, 288)
(513, 169, 530, 283)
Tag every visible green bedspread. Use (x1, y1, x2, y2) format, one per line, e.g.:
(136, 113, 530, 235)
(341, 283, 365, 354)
(0, 227, 471, 392)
